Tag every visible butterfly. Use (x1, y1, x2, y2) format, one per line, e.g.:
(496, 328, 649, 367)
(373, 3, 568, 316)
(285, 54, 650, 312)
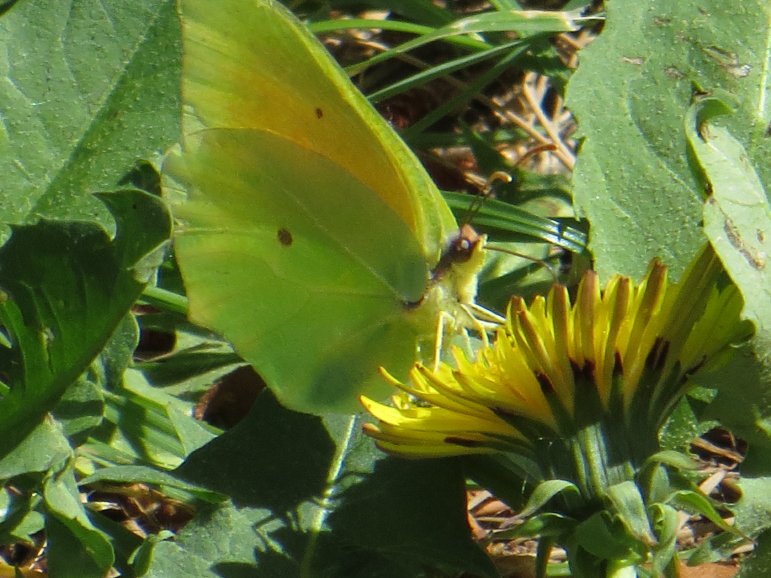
(163, 0, 497, 413)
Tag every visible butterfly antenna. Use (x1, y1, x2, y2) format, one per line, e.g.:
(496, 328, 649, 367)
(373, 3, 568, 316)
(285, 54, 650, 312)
(486, 245, 560, 284)
(460, 170, 512, 227)
(465, 146, 557, 223)
(462, 145, 556, 224)
(480, 147, 562, 285)
(515, 144, 557, 168)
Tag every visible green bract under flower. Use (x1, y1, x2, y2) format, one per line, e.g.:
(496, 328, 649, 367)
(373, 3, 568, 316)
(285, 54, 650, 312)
(362, 246, 750, 461)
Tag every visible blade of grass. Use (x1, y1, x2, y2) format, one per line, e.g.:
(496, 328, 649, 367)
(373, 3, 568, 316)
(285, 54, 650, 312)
(403, 42, 531, 136)
(369, 40, 526, 102)
(443, 191, 588, 253)
(309, 19, 490, 51)
(346, 9, 587, 75)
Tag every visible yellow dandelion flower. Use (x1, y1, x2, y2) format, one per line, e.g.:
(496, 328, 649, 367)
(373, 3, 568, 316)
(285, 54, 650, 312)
(363, 245, 750, 465)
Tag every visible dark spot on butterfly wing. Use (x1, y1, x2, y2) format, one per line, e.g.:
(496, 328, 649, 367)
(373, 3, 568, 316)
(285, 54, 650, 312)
(277, 228, 293, 246)
(315, 107, 323, 119)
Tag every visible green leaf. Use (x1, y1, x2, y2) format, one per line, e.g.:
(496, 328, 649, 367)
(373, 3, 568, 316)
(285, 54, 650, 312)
(0, 487, 44, 545)
(659, 393, 718, 454)
(0, 419, 72, 482)
(648, 503, 679, 575)
(683, 96, 771, 456)
(495, 512, 574, 540)
(90, 513, 146, 578)
(700, 343, 771, 461)
(520, 479, 580, 517)
(46, 516, 110, 578)
(574, 512, 641, 561)
(142, 391, 496, 577)
(51, 314, 138, 445)
(669, 489, 737, 535)
(83, 368, 217, 470)
(0, 0, 180, 232)
(606, 481, 655, 546)
(52, 314, 137, 445)
(685, 97, 771, 338)
(368, 40, 526, 103)
(81, 465, 224, 504)
(44, 462, 114, 578)
(566, 0, 770, 279)
(132, 309, 243, 400)
(731, 477, 771, 538)
(53, 378, 105, 445)
(736, 528, 771, 578)
(0, 190, 171, 460)
(643, 450, 699, 472)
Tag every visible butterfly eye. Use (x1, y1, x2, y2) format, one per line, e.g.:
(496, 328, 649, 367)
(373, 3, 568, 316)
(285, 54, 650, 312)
(451, 224, 483, 262)
(450, 237, 475, 263)
(432, 225, 483, 281)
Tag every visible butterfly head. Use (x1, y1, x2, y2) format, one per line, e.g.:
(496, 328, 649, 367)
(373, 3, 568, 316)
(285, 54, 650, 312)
(429, 224, 486, 308)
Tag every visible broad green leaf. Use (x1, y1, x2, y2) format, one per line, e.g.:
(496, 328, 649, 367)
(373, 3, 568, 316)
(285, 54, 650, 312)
(699, 344, 771, 460)
(659, 391, 718, 454)
(81, 368, 217, 471)
(133, 314, 244, 402)
(142, 505, 254, 577)
(0, 419, 71, 480)
(566, 0, 770, 279)
(0, 486, 44, 545)
(731, 477, 771, 546)
(52, 315, 138, 445)
(53, 378, 105, 445)
(44, 462, 114, 578)
(0, 190, 171, 460)
(0, 0, 179, 232)
(685, 97, 771, 339)
(684, 97, 771, 457)
(141, 391, 496, 577)
(735, 478, 771, 551)
(736, 529, 771, 578)
(45, 516, 109, 578)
